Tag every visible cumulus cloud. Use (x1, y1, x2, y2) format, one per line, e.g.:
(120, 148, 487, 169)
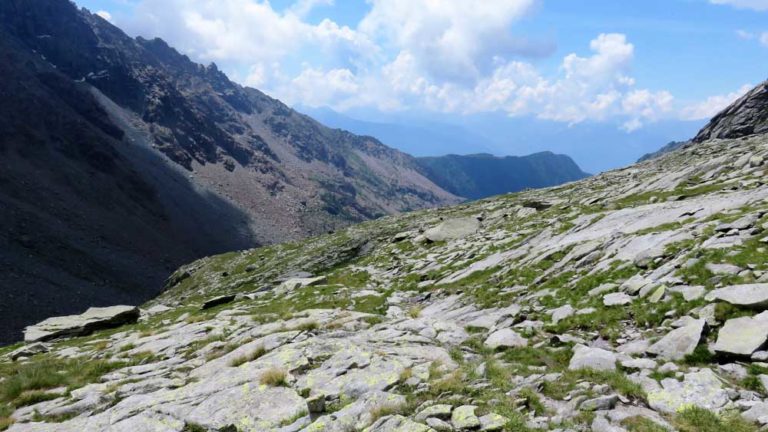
(117, 1, 702, 131)
(710, 0, 768, 10)
(125, 0, 376, 68)
(679, 84, 752, 120)
(359, 0, 548, 82)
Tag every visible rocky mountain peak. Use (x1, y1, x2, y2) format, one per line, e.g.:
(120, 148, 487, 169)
(694, 79, 768, 142)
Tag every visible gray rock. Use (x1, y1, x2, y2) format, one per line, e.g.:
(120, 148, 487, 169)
(424, 218, 480, 242)
(669, 285, 706, 301)
(478, 413, 507, 431)
(8, 342, 49, 361)
(366, 415, 434, 432)
(24, 306, 140, 342)
(415, 404, 453, 422)
(451, 405, 480, 430)
(426, 417, 454, 431)
(646, 318, 706, 360)
(647, 369, 730, 414)
(713, 311, 768, 356)
(568, 345, 617, 371)
(603, 292, 633, 306)
(483, 329, 527, 350)
(580, 394, 619, 411)
(705, 283, 768, 308)
(705, 263, 743, 275)
(201, 294, 236, 310)
(550, 305, 575, 324)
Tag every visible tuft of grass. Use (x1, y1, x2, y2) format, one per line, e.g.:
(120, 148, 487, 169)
(682, 345, 715, 366)
(408, 306, 423, 319)
(369, 403, 404, 423)
(674, 407, 758, 432)
(259, 368, 288, 387)
(292, 321, 319, 332)
(13, 390, 62, 408)
(228, 346, 268, 367)
(621, 416, 669, 432)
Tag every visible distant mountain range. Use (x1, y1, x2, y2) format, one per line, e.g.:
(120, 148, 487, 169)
(302, 106, 704, 174)
(416, 152, 589, 200)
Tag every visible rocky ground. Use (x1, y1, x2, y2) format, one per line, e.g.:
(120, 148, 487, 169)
(4, 133, 768, 431)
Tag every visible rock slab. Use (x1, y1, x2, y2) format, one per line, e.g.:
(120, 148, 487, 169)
(24, 306, 140, 342)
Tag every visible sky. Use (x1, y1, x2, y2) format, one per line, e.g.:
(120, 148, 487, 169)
(74, 0, 768, 135)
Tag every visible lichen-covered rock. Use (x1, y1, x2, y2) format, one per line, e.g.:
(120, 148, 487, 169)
(646, 369, 730, 414)
(451, 405, 480, 430)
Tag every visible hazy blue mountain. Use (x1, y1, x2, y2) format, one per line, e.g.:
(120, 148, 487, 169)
(301, 107, 705, 174)
(299, 106, 497, 157)
(416, 152, 590, 200)
(637, 141, 688, 163)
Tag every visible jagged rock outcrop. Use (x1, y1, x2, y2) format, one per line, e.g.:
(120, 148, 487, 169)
(694, 79, 768, 142)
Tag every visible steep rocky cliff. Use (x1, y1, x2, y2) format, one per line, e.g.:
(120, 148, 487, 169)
(694, 79, 768, 142)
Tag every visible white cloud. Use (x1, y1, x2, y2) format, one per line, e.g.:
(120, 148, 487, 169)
(126, 0, 376, 67)
(359, 0, 543, 82)
(95, 10, 113, 22)
(736, 29, 755, 39)
(679, 84, 752, 120)
(710, 0, 768, 10)
(290, 0, 334, 18)
(119, 1, 685, 131)
(762, 32, 768, 46)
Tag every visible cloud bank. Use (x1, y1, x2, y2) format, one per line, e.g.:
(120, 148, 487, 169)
(116, 0, 752, 131)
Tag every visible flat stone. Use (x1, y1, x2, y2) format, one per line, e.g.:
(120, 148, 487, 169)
(452, 405, 480, 430)
(424, 218, 480, 242)
(647, 318, 706, 360)
(201, 295, 236, 310)
(568, 345, 617, 371)
(580, 394, 619, 411)
(713, 311, 768, 356)
(415, 404, 453, 422)
(276, 276, 327, 294)
(8, 342, 49, 361)
(366, 415, 435, 432)
(705, 284, 768, 308)
(550, 305, 575, 324)
(705, 263, 743, 275)
(426, 418, 453, 431)
(647, 285, 666, 303)
(479, 413, 507, 431)
(24, 306, 140, 342)
(647, 369, 730, 414)
(603, 292, 633, 306)
(669, 285, 706, 301)
(484, 329, 527, 350)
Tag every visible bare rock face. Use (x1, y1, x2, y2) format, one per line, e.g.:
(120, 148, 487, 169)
(24, 306, 140, 342)
(694, 80, 768, 142)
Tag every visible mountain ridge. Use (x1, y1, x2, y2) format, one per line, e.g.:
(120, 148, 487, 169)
(416, 151, 590, 200)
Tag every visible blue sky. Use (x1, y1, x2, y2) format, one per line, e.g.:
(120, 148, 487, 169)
(74, 0, 768, 133)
